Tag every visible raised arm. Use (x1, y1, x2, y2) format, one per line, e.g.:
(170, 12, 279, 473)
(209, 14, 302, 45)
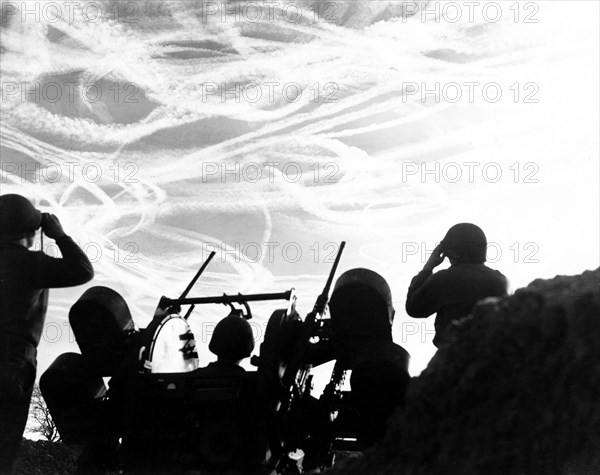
(32, 214, 94, 288)
(405, 244, 445, 318)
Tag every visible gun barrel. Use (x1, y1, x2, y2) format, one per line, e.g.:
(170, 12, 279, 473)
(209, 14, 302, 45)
(322, 241, 346, 297)
(179, 251, 216, 300)
(312, 241, 346, 316)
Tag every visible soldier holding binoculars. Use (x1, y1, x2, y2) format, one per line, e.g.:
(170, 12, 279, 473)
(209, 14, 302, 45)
(0, 194, 94, 473)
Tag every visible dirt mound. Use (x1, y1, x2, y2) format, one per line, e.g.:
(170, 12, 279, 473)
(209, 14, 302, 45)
(340, 268, 600, 475)
(13, 439, 80, 475)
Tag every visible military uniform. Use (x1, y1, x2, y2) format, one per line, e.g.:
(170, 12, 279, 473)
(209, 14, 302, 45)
(406, 263, 507, 346)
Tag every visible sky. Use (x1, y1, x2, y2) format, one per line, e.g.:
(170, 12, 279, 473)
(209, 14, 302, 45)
(1, 0, 599, 386)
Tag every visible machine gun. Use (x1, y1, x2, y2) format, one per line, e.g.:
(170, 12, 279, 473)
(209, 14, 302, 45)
(281, 241, 345, 399)
(261, 241, 346, 472)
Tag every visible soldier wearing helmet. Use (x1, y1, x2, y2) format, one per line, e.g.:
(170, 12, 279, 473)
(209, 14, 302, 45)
(0, 194, 94, 472)
(329, 268, 410, 445)
(405, 223, 507, 347)
(201, 313, 255, 375)
(328, 268, 397, 366)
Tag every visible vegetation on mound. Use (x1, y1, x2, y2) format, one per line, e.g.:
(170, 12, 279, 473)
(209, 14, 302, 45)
(14, 439, 80, 475)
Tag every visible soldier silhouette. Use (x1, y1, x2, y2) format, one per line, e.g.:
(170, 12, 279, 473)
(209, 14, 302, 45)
(0, 194, 94, 472)
(405, 223, 508, 347)
(329, 268, 410, 446)
(200, 313, 255, 375)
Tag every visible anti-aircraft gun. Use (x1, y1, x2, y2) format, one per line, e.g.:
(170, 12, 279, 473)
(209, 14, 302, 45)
(254, 241, 347, 471)
(41, 251, 296, 472)
(41, 243, 410, 473)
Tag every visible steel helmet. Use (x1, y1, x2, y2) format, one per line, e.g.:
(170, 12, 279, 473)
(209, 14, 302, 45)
(331, 268, 394, 322)
(440, 223, 487, 264)
(0, 194, 42, 241)
(209, 315, 255, 361)
(328, 268, 395, 367)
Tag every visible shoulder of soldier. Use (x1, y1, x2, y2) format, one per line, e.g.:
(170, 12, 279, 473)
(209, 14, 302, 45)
(0, 244, 45, 262)
(482, 264, 507, 279)
(203, 361, 246, 374)
(480, 265, 509, 290)
(428, 266, 455, 281)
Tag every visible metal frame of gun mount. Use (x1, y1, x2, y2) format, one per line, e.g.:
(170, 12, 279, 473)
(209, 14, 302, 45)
(153, 249, 296, 321)
(160, 290, 295, 308)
